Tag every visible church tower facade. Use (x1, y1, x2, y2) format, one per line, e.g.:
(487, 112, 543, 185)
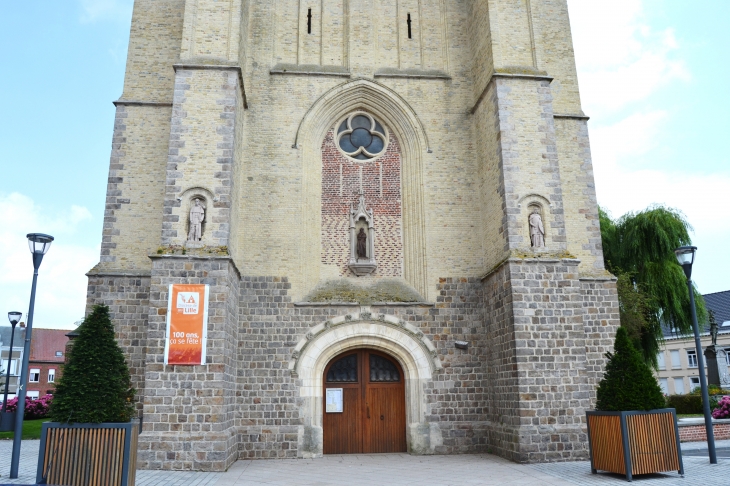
(86, 0, 619, 470)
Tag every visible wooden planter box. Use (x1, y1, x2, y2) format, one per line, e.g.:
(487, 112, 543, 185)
(586, 409, 684, 481)
(36, 421, 139, 486)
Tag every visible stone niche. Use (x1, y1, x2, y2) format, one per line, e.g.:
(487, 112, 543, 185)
(518, 193, 551, 250)
(177, 187, 216, 248)
(348, 194, 377, 276)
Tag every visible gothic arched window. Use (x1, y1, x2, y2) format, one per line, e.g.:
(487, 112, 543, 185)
(336, 112, 388, 161)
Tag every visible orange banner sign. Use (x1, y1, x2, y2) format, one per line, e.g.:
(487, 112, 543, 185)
(164, 284, 209, 365)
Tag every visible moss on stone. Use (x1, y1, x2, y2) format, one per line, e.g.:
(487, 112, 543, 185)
(155, 245, 229, 256)
(304, 278, 425, 304)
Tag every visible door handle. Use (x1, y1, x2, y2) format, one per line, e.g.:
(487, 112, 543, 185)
(367, 404, 370, 419)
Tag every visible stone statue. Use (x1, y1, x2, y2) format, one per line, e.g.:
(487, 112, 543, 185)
(710, 310, 719, 346)
(356, 228, 367, 260)
(529, 209, 545, 248)
(188, 199, 205, 242)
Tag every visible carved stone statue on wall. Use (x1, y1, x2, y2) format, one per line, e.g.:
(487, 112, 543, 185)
(188, 199, 205, 242)
(529, 209, 545, 248)
(356, 228, 367, 260)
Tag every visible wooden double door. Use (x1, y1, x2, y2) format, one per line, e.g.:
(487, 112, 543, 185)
(323, 349, 407, 454)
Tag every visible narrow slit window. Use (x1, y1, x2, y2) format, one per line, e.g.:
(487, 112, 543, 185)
(407, 13, 412, 39)
(307, 8, 312, 34)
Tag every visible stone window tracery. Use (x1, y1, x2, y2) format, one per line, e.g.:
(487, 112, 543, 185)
(336, 112, 388, 161)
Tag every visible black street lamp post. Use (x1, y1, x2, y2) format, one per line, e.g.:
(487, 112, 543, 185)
(9, 233, 54, 479)
(674, 245, 717, 464)
(1, 312, 22, 431)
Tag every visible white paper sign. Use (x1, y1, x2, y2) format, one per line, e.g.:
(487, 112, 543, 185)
(326, 388, 343, 413)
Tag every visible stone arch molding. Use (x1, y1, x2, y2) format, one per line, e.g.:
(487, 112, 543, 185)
(296, 78, 431, 300)
(290, 311, 443, 457)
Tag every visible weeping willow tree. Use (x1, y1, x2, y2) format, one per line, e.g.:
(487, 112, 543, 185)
(599, 205, 706, 367)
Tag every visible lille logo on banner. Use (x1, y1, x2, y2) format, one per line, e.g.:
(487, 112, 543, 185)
(165, 284, 209, 365)
(177, 292, 200, 314)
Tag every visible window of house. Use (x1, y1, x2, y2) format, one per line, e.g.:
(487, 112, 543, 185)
(29, 368, 40, 383)
(8, 359, 18, 375)
(26, 391, 39, 400)
(48, 369, 55, 383)
(55, 351, 63, 357)
(687, 350, 698, 368)
(723, 347, 730, 366)
(670, 350, 681, 369)
(673, 377, 685, 394)
(658, 378, 668, 394)
(689, 376, 700, 392)
(657, 352, 666, 370)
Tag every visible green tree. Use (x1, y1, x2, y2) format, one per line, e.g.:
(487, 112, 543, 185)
(49, 305, 134, 423)
(596, 327, 666, 411)
(599, 205, 706, 366)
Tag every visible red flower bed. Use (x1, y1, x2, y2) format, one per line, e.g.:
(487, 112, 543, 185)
(3, 394, 53, 419)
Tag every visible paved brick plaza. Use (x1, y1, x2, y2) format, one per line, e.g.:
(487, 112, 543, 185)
(1, 440, 728, 485)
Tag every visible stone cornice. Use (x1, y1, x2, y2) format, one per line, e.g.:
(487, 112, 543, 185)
(112, 100, 173, 107)
(173, 63, 248, 109)
(374, 67, 451, 80)
(471, 71, 554, 114)
(270, 63, 351, 77)
(86, 269, 152, 278)
(148, 253, 241, 279)
(554, 113, 590, 121)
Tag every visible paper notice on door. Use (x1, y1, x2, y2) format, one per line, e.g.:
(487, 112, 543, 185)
(325, 388, 343, 413)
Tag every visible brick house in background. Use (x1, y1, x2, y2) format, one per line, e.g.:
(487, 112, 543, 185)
(26, 329, 72, 399)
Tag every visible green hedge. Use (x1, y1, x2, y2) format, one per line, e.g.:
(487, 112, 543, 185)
(666, 393, 723, 414)
(666, 394, 703, 414)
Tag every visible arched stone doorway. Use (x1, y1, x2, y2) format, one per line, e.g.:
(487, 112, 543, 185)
(289, 311, 443, 458)
(323, 349, 406, 454)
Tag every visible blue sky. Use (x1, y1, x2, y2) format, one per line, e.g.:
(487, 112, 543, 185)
(1, 1, 728, 328)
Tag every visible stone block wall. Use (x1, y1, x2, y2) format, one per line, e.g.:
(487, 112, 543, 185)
(137, 255, 239, 471)
(482, 258, 615, 463)
(86, 272, 151, 416)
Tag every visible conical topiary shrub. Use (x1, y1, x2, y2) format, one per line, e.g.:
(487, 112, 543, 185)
(49, 304, 134, 423)
(595, 327, 665, 411)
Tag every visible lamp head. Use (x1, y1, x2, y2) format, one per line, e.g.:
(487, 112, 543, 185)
(7, 311, 22, 327)
(674, 245, 697, 279)
(26, 233, 54, 255)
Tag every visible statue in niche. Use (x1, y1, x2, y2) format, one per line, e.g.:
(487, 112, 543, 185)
(529, 208, 545, 248)
(187, 199, 205, 242)
(356, 228, 368, 260)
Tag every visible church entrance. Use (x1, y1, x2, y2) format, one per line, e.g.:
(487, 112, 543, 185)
(323, 349, 407, 454)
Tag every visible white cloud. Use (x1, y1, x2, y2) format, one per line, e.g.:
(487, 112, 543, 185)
(0, 193, 98, 329)
(568, 0, 690, 116)
(567, 1, 729, 292)
(78, 0, 133, 24)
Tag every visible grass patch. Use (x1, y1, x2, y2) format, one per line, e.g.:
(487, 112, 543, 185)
(677, 414, 704, 419)
(0, 419, 49, 440)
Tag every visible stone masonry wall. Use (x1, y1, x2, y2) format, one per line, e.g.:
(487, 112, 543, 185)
(86, 272, 151, 417)
(237, 276, 318, 459)
(483, 258, 616, 463)
(236, 276, 489, 458)
(137, 255, 239, 471)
